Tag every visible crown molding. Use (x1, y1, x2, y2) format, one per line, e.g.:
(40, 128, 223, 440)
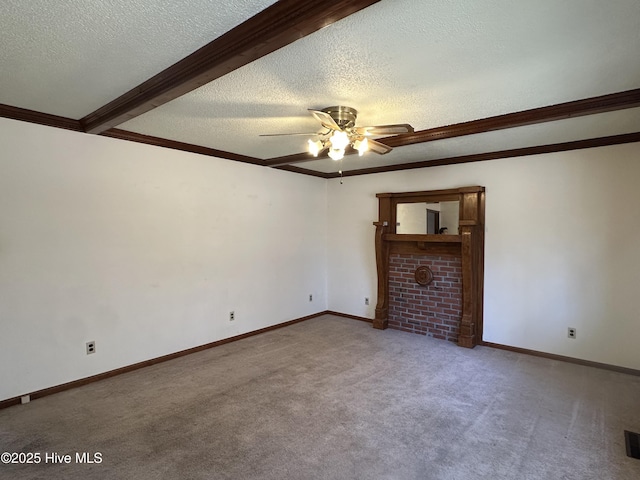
(273, 164, 329, 178)
(324, 132, 640, 178)
(0, 104, 82, 131)
(3, 104, 639, 180)
(101, 129, 265, 166)
(265, 88, 640, 167)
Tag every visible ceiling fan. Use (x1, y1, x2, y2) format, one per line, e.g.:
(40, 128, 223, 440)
(261, 106, 414, 161)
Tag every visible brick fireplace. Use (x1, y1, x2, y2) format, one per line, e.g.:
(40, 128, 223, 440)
(388, 253, 462, 342)
(373, 186, 485, 348)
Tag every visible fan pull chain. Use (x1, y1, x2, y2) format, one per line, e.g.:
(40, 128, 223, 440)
(339, 158, 344, 184)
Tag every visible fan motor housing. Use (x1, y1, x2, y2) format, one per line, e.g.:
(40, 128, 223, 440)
(322, 106, 358, 129)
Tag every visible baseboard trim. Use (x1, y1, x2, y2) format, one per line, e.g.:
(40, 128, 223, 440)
(6, 314, 632, 411)
(0, 311, 330, 410)
(326, 310, 374, 323)
(329, 313, 640, 376)
(482, 341, 640, 377)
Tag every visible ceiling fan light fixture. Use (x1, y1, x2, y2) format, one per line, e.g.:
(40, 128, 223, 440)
(329, 130, 350, 150)
(308, 139, 323, 157)
(354, 137, 368, 156)
(265, 105, 413, 163)
(326, 130, 350, 161)
(328, 147, 345, 161)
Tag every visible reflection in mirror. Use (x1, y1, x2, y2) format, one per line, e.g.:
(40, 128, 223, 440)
(396, 201, 459, 234)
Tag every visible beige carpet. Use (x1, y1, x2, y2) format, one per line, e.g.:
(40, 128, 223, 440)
(1, 314, 639, 479)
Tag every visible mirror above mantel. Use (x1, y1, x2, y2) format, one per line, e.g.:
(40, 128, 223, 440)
(396, 201, 460, 235)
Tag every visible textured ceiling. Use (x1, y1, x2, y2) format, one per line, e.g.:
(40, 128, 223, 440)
(2, 0, 640, 174)
(0, 0, 274, 118)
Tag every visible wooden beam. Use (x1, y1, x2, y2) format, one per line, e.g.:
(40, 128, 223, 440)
(266, 150, 321, 167)
(81, 0, 382, 134)
(384, 88, 640, 148)
(265, 88, 640, 167)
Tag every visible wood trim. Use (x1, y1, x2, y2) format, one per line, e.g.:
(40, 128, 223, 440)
(373, 221, 390, 329)
(381, 88, 640, 148)
(81, 0, 382, 134)
(0, 396, 21, 410)
(332, 313, 640, 377)
(390, 242, 460, 257)
(475, 191, 485, 339)
(333, 313, 640, 376)
(326, 311, 374, 323)
(483, 342, 640, 377)
(101, 129, 265, 166)
(273, 164, 330, 178)
(266, 151, 319, 167)
(458, 229, 475, 347)
(3, 110, 638, 182)
(3, 109, 638, 181)
(0, 311, 330, 410)
(378, 187, 484, 198)
(0, 104, 82, 132)
(325, 132, 640, 178)
(267, 88, 640, 167)
(383, 234, 462, 243)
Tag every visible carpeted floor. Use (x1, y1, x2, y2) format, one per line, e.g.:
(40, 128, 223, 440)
(1, 314, 639, 479)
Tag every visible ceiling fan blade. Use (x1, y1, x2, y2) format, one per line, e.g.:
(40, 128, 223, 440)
(355, 124, 414, 136)
(309, 109, 341, 131)
(259, 132, 319, 137)
(367, 139, 393, 155)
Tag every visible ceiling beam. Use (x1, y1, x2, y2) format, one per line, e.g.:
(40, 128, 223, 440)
(323, 131, 640, 178)
(265, 88, 640, 167)
(81, 0, 382, 134)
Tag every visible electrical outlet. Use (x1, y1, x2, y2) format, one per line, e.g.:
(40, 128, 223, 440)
(229, 311, 235, 321)
(365, 297, 369, 305)
(309, 294, 313, 302)
(568, 327, 576, 339)
(86, 341, 96, 355)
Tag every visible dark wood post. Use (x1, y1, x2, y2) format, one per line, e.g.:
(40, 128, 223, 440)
(373, 194, 392, 329)
(373, 221, 389, 329)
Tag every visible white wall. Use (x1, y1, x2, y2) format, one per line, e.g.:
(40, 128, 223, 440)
(2, 117, 638, 401)
(327, 143, 640, 370)
(0, 118, 328, 401)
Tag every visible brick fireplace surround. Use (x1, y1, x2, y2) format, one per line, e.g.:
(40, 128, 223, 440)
(388, 253, 463, 342)
(373, 186, 485, 348)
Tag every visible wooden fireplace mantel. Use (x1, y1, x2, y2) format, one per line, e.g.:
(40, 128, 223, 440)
(373, 186, 485, 348)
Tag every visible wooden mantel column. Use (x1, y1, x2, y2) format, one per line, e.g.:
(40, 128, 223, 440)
(373, 186, 485, 347)
(457, 187, 485, 347)
(373, 194, 392, 329)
